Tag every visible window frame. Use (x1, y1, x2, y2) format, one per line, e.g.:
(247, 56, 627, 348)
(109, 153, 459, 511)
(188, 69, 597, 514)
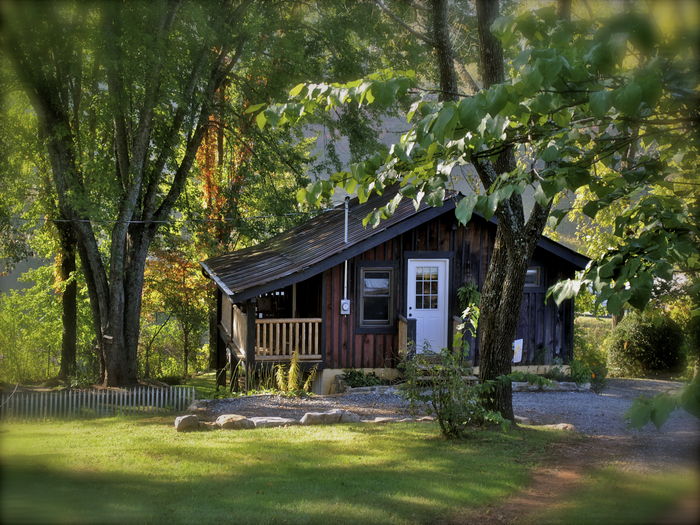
(524, 266, 543, 288)
(356, 262, 396, 334)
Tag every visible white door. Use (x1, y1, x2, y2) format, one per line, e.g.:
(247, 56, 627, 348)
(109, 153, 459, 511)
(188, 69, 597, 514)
(407, 259, 449, 353)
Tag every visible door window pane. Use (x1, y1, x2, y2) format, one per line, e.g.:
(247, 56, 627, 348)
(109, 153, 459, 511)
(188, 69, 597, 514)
(415, 265, 439, 310)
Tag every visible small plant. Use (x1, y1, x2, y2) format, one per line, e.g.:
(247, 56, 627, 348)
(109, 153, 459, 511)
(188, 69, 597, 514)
(574, 323, 608, 393)
(274, 351, 317, 396)
(542, 357, 568, 381)
(341, 369, 383, 388)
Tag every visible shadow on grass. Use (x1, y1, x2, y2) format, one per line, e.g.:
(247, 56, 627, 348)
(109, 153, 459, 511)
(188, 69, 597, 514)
(1, 422, 564, 525)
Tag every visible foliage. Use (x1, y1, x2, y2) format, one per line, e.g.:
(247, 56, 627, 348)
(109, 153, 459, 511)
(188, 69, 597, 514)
(255, 8, 698, 322)
(0, 265, 95, 385)
(573, 321, 609, 392)
(627, 376, 700, 430)
(401, 347, 507, 438)
(605, 310, 685, 377)
(341, 369, 384, 388)
(273, 352, 317, 396)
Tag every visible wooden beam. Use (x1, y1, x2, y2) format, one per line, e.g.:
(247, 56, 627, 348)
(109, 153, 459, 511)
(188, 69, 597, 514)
(244, 299, 256, 392)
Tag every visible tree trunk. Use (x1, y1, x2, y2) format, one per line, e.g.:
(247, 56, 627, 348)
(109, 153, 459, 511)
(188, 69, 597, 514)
(430, 0, 458, 101)
(56, 221, 77, 380)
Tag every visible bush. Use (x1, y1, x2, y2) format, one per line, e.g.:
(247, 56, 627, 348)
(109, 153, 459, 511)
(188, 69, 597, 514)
(573, 324, 608, 393)
(605, 311, 685, 377)
(341, 369, 383, 388)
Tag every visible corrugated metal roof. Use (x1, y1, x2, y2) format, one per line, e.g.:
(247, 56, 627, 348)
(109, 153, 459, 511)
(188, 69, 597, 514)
(201, 185, 589, 301)
(201, 185, 456, 300)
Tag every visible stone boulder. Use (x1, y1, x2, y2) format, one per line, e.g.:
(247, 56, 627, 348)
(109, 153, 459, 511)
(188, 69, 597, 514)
(541, 422, 576, 432)
(514, 415, 533, 425)
(299, 409, 363, 425)
(249, 416, 298, 428)
(174, 415, 200, 432)
(215, 414, 255, 430)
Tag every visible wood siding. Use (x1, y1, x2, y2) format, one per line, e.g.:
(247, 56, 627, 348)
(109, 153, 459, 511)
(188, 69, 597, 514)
(322, 213, 578, 369)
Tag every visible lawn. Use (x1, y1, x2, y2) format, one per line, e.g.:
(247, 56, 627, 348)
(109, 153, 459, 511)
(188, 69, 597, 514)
(1, 417, 562, 524)
(526, 466, 699, 524)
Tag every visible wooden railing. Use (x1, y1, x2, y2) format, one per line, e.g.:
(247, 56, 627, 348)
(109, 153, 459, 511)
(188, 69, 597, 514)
(255, 318, 322, 360)
(397, 314, 416, 358)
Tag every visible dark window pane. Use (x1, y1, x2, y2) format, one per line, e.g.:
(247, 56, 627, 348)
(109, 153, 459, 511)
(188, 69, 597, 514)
(364, 297, 389, 321)
(431, 281, 438, 294)
(525, 267, 541, 287)
(429, 296, 438, 309)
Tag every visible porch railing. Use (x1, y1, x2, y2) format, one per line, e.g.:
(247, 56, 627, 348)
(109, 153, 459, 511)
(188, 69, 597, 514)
(255, 318, 322, 360)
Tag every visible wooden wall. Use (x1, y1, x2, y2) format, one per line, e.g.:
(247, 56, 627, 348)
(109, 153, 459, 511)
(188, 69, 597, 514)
(321, 213, 577, 369)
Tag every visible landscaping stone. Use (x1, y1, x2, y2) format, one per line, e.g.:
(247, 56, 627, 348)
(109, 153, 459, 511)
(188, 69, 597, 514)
(514, 415, 533, 425)
(174, 415, 200, 432)
(300, 410, 342, 425)
(416, 416, 436, 422)
(249, 416, 298, 428)
(187, 399, 211, 413)
(215, 414, 255, 430)
(541, 423, 576, 432)
(364, 416, 397, 424)
(339, 410, 361, 423)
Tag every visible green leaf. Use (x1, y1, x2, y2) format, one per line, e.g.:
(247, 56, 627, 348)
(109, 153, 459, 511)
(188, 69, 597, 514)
(430, 105, 457, 141)
(255, 111, 267, 131)
(458, 98, 482, 130)
(289, 83, 306, 97)
(455, 193, 477, 225)
(626, 399, 653, 429)
(541, 145, 559, 162)
(589, 91, 611, 118)
(614, 83, 643, 116)
(244, 102, 265, 114)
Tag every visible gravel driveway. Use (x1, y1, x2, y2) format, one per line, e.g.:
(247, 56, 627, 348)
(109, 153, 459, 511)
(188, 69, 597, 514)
(194, 378, 699, 470)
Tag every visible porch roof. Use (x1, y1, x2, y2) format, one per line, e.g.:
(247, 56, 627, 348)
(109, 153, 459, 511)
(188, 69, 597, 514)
(201, 186, 588, 302)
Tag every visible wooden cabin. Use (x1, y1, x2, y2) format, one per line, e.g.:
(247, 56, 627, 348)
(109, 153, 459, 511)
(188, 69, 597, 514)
(200, 186, 588, 393)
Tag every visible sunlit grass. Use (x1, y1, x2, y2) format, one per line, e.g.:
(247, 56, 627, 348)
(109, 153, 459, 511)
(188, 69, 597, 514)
(1, 417, 564, 524)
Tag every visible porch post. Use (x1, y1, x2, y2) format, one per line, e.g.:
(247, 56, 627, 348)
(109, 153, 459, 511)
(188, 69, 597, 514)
(215, 289, 227, 388)
(244, 299, 256, 392)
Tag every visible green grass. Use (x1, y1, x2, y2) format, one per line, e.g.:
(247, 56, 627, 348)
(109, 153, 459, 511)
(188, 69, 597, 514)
(183, 371, 221, 398)
(575, 316, 612, 346)
(526, 466, 699, 524)
(1, 417, 564, 524)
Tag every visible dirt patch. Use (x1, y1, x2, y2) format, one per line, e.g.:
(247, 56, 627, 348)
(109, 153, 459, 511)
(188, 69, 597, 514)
(450, 437, 619, 525)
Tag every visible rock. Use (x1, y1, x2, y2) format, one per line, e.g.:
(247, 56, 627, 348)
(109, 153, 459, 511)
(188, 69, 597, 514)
(339, 411, 361, 423)
(249, 416, 298, 428)
(417, 416, 436, 422)
(512, 381, 528, 392)
(300, 410, 342, 425)
(541, 423, 576, 432)
(186, 399, 210, 412)
(576, 382, 591, 391)
(200, 421, 217, 430)
(215, 414, 255, 430)
(364, 417, 396, 424)
(514, 415, 533, 425)
(174, 415, 200, 432)
(558, 382, 578, 391)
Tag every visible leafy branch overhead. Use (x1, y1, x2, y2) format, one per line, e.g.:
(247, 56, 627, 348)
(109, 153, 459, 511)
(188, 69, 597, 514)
(253, 7, 698, 316)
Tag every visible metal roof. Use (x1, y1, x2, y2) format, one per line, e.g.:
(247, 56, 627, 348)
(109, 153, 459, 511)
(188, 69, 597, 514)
(201, 186, 588, 302)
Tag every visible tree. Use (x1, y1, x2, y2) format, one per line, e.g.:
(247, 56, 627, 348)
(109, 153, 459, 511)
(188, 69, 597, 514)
(1, 0, 255, 385)
(258, 3, 698, 419)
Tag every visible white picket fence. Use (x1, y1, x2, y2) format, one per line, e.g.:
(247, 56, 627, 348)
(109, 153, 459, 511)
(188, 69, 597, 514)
(0, 386, 196, 420)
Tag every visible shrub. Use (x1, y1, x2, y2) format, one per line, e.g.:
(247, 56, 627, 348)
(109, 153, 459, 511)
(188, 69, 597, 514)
(605, 311, 685, 377)
(400, 347, 508, 438)
(573, 324, 608, 393)
(341, 369, 383, 388)
(274, 352, 317, 395)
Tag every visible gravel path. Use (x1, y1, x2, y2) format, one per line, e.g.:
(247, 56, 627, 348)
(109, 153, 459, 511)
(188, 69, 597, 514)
(514, 378, 700, 470)
(193, 378, 699, 470)
(192, 389, 415, 420)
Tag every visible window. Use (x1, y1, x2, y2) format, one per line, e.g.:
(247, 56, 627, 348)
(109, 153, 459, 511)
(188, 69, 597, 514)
(524, 266, 541, 287)
(359, 267, 393, 327)
(414, 266, 439, 309)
